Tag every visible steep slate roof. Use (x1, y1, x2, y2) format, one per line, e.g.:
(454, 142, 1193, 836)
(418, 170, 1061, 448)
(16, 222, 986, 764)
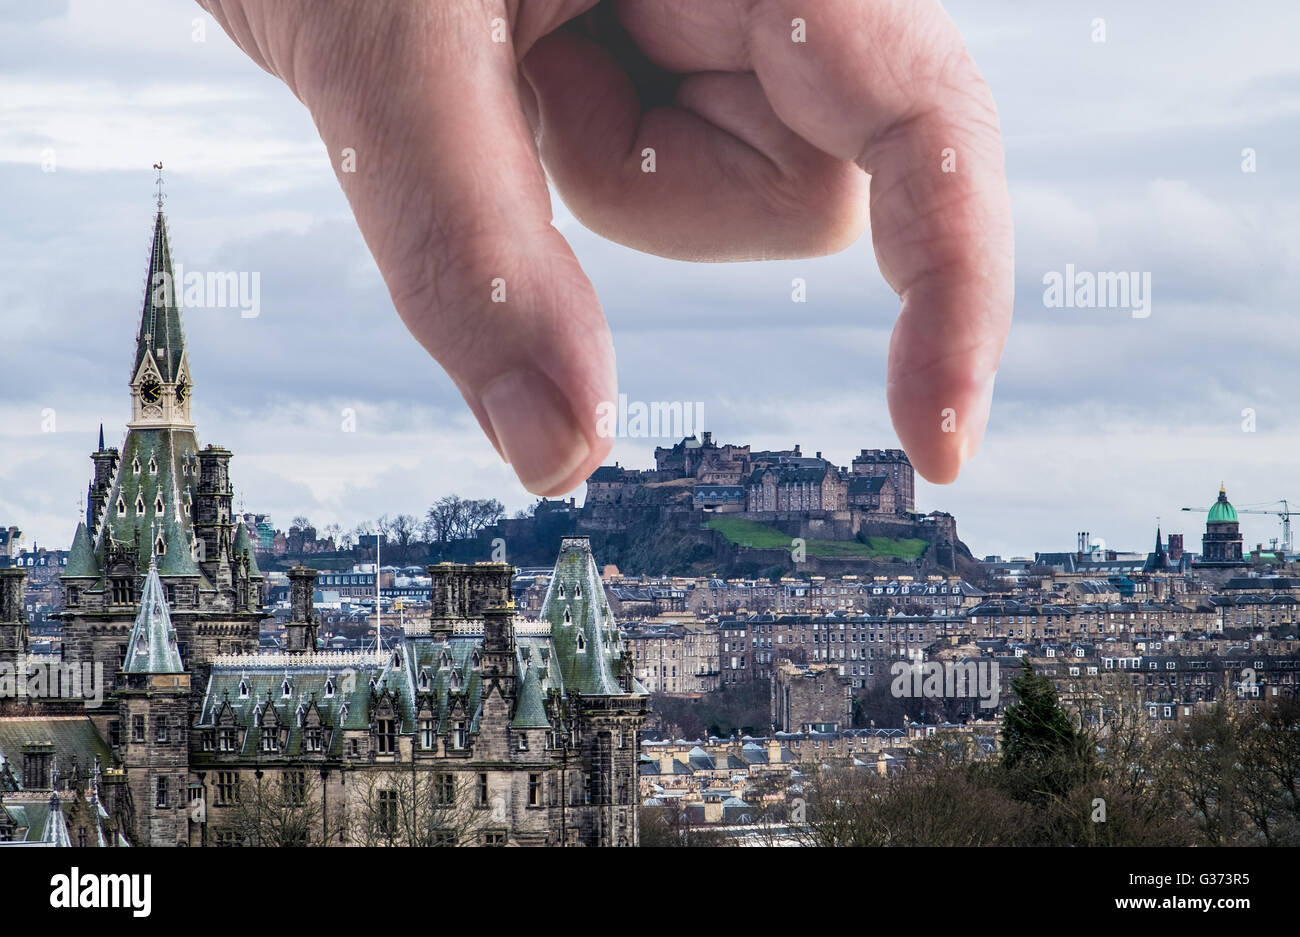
(233, 522, 261, 576)
(94, 427, 205, 574)
(64, 522, 98, 578)
(132, 211, 188, 386)
(0, 717, 114, 786)
(123, 559, 184, 674)
(195, 538, 646, 750)
(541, 537, 634, 696)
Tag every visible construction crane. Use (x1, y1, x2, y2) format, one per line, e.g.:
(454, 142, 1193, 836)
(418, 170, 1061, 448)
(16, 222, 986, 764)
(1180, 499, 1295, 553)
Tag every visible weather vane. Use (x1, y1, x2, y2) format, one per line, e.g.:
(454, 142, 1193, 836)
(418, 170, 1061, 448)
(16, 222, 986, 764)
(153, 161, 165, 211)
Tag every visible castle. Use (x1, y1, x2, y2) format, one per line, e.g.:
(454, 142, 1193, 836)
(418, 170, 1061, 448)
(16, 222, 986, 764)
(588, 433, 916, 519)
(0, 200, 646, 847)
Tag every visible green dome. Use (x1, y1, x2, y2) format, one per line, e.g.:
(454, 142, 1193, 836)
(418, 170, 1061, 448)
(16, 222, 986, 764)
(1208, 486, 1238, 525)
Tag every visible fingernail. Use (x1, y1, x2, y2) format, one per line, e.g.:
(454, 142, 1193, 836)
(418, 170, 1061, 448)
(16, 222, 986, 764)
(959, 370, 998, 464)
(480, 368, 591, 495)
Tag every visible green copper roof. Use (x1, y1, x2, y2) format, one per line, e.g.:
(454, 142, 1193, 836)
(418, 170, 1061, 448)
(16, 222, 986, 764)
(541, 537, 637, 697)
(123, 559, 184, 674)
(133, 211, 187, 386)
(1208, 486, 1238, 525)
(94, 427, 202, 571)
(234, 521, 260, 576)
(63, 522, 98, 578)
(510, 659, 550, 728)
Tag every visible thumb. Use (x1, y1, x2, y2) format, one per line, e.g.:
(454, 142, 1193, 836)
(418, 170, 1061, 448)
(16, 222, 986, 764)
(201, 0, 615, 495)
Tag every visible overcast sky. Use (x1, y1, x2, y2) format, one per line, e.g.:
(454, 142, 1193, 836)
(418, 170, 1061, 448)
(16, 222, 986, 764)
(2, 0, 1299, 561)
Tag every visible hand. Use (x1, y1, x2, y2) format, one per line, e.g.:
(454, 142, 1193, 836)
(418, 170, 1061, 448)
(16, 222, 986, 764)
(198, 0, 1012, 492)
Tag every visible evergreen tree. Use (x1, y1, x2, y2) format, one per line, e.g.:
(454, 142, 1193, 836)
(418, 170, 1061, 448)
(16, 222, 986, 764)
(1000, 656, 1091, 803)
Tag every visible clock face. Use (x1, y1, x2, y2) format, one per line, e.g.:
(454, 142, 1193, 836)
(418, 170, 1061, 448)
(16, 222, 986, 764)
(141, 379, 162, 404)
(175, 381, 188, 404)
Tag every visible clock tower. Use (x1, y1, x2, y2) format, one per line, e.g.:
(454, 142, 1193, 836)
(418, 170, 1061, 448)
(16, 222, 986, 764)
(58, 181, 264, 696)
(128, 208, 194, 430)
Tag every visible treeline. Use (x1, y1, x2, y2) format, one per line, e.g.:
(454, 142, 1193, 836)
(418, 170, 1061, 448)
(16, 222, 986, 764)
(793, 661, 1300, 846)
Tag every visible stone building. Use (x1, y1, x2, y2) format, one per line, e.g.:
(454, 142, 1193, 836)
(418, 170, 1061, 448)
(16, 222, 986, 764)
(1199, 485, 1245, 566)
(770, 660, 853, 733)
(1, 201, 647, 847)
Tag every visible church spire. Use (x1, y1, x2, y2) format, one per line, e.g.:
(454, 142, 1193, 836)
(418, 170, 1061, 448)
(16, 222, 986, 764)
(130, 167, 192, 428)
(123, 556, 184, 674)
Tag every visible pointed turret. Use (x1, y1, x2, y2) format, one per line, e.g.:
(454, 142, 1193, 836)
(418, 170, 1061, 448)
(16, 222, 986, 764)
(64, 522, 99, 578)
(133, 209, 187, 387)
(233, 520, 261, 576)
(123, 557, 184, 674)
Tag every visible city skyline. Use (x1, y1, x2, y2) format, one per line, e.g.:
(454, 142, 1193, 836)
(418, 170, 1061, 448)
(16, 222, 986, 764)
(3, 0, 1299, 560)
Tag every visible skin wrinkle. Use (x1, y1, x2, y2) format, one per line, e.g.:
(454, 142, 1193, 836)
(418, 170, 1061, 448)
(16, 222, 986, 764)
(195, 0, 1012, 489)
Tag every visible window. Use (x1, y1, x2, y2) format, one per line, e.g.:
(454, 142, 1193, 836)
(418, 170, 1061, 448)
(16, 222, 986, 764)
(112, 578, 133, 605)
(482, 831, 506, 847)
(518, 734, 528, 752)
(377, 718, 396, 754)
(156, 776, 169, 808)
(477, 773, 489, 808)
(218, 728, 238, 752)
(132, 714, 146, 743)
(216, 772, 240, 805)
(283, 771, 307, 806)
(155, 716, 169, 743)
(452, 721, 467, 750)
(305, 728, 323, 753)
(261, 727, 279, 752)
(378, 790, 399, 835)
(436, 773, 455, 806)
(529, 774, 541, 807)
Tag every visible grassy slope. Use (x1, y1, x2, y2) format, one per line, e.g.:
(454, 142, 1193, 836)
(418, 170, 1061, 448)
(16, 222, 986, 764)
(703, 517, 928, 560)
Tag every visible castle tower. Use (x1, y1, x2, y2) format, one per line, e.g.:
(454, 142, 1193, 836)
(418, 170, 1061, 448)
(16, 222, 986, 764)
(285, 566, 319, 653)
(57, 195, 263, 684)
(116, 557, 191, 846)
(541, 537, 647, 846)
(0, 567, 28, 655)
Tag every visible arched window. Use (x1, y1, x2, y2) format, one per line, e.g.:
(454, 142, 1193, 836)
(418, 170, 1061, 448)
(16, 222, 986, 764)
(117, 497, 126, 516)
(323, 678, 335, 698)
(564, 608, 571, 625)
(238, 680, 249, 699)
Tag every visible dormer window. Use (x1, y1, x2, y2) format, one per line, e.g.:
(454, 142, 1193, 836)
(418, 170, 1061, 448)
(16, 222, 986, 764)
(155, 495, 164, 515)
(183, 501, 190, 517)
(132, 457, 141, 474)
(558, 584, 565, 599)
(238, 679, 249, 699)
(282, 679, 293, 698)
(450, 671, 462, 692)
(148, 456, 157, 474)
(154, 535, 166, 556)
(419, 671, 430, 691)
(135, 495, 145, 514)
(576, 632, 586, 652)
(324, 678, 335, 698)
(391, 651, 402, 670)
(564, 608, 571, 625)
(117, 497, 126, 516)
(575, 584, 582, 599)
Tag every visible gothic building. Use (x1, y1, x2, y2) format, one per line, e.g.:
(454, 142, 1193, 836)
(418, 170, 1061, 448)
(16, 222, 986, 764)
(0, 199, 647, 847)
(59, 204, 264, 685)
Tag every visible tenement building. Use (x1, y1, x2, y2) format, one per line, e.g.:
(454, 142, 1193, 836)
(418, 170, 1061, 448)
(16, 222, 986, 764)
(0, 202, 647, 846)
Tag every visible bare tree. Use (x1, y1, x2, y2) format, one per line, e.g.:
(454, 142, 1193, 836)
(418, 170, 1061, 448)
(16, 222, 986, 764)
(388, 514, 420, 564)
(219, 771, 336, 847)
(346, 770, 496, 847)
